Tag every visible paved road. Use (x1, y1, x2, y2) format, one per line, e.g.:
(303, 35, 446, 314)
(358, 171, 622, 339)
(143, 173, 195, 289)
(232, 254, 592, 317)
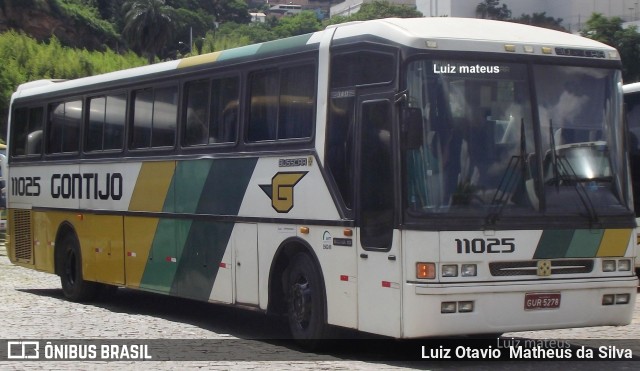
(0, 241, 638, 370)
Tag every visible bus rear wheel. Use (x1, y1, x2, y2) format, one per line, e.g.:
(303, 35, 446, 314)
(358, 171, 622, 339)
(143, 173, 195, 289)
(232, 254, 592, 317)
(59, 235, 98, 302)
(286, 253, 329, 345)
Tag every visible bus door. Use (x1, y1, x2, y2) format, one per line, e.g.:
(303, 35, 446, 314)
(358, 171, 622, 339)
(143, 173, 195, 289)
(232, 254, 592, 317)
(356, 94, 402, 337)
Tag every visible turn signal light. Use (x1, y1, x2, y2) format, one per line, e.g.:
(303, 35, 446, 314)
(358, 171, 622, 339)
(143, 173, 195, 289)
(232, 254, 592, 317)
(417, 262, 436, 279)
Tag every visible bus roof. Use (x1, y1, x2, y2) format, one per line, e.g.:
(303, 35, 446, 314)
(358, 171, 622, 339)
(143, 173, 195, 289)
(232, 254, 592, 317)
(329, 17, 618, 59)
(12, 17, 618, 100)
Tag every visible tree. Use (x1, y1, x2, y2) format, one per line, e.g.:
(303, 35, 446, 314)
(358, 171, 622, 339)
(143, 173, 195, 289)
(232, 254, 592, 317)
(476, 0, 511, 20)
(325, 0, 422, 25)
(94, 0, 126, 21)
(581, 13, 640, 82)
(122, 0, 177, 63)
(511, 12, 565, 31)
(273, 11, 322, 38)
(195, 0, 251, 24)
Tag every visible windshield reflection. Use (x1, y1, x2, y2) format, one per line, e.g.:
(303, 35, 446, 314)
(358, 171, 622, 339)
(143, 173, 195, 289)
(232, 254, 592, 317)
(403, 59, 630, 225)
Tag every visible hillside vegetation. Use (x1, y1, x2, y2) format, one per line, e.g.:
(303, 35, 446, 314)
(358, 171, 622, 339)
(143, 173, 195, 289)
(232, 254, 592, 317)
(0, 0, 422, 139)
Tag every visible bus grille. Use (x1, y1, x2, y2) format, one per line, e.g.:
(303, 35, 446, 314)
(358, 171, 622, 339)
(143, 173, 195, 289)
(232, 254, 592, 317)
(10, 209, 33, 264)
(489, 259, 594, 276)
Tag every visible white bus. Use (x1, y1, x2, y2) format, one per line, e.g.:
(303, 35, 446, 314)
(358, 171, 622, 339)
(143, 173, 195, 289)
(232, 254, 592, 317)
(7, 18, 637, 341)
(623, 81, 640, 275)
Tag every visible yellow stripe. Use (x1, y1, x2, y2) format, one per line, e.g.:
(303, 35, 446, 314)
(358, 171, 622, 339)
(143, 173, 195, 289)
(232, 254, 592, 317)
(129, 161, 175, 212)
(89, 215, 125, 285)
(124, 217, 159, 288)
(596, 229, 632, 257)
(177, 51, 222, 69)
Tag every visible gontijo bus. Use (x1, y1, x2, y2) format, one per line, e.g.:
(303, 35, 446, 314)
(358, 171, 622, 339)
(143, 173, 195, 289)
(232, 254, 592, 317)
(623, 81, 640, 275)
(7, 18, 637, 340)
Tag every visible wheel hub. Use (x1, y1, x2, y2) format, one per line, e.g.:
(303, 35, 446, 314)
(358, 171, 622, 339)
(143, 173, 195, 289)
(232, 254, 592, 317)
(291, 280, 311, 329)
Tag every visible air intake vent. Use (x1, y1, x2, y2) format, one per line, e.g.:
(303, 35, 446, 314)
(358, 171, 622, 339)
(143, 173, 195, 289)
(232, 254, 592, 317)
(10, 209, 33, 264)
(489, 259, 594, 276)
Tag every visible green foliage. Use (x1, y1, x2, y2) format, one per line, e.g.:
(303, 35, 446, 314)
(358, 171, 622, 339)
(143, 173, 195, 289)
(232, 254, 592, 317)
(511, 12, 565, 31)
(189, 0, 250, 24)
(0, 31, 146, 138)
(326, 0, 423, 25)
(273, 11, 322, 38)
(187, 1, 424, 57)
(581, 13, 625, 45)
(581, 13, 640, 83)
(50, 0, 120, 42)
(123, 0, 177, 62)
(476, 0, 511, 20)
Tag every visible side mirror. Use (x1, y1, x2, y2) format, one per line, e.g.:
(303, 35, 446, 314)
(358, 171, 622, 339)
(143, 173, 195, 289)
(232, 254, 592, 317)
(402, 107, 423, 150)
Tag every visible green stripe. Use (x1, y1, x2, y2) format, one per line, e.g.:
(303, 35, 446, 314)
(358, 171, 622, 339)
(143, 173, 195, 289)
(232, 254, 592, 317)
(533, 229, 574, 259)
(256, 34, 313, 55)
(565, 229, 603, 257)
(140, 219, 192, 293)
(196, 158, 258, 215)
(173, 160, 213, 213)
(217, 43, 261, 62)
(140, 158, 258, 300)
(170, 221, 234, 300)
(162, 172, 175, 213)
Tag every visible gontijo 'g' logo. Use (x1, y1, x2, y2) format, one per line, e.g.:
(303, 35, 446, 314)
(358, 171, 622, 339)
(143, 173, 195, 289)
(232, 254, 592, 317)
(260, 172, 308, 213)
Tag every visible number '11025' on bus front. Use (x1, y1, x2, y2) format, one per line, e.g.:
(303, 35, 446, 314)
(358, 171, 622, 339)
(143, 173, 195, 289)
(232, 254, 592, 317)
(455, 238, 515, 254)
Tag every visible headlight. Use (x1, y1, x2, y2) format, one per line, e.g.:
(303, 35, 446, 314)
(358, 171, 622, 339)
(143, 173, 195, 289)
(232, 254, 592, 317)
(602, 260, 616, 272)
(461, 264, 477, 277)
(617, 259, 631, 271)
(441, 265, 458, 277)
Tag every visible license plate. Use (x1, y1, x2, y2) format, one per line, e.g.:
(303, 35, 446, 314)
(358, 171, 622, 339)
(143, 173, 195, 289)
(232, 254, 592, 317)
(524, 292, 561, 310)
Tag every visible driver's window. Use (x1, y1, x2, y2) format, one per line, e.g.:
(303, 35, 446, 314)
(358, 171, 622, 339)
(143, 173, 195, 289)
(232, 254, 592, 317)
(360, 100, 394, 250)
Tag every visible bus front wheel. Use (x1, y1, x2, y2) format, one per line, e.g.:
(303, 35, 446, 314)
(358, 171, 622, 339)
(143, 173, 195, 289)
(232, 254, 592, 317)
(59, 235, 98, 302)
(286, 252, 328, 344)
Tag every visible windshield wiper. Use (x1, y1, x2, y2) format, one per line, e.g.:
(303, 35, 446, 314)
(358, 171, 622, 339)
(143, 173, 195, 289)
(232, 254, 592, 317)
(548, 119, 600, 226)
(485, 119, 528, 227)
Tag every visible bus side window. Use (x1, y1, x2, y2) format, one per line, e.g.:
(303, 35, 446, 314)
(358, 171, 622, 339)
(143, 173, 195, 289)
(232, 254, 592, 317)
(131, 86, 178, 149)
(104, 95, 126, 150)
(278, 65, 314, 139)
(26, 108, 44, 156)
(153, 86, 178, 147)
(11, 108, 29, 156)
(87, 94, 126, 152)
(248, 69, 278, 142)
(247, 64, 315, 142)
(47, 100, 81, 154)
(184, 79, 210, 146)
(210, 76, 239, 144)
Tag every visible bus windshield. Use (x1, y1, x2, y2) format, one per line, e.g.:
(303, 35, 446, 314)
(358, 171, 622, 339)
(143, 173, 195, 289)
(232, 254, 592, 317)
(404, 59, 630, 225)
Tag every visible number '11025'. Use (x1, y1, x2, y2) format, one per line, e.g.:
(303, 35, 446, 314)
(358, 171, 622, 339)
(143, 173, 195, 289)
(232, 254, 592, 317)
(455, 238, 515, 254)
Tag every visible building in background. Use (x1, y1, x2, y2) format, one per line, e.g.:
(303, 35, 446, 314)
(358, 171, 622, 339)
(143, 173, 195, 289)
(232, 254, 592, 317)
(255, 0, 337, 20)
(249, 12, 267, 23)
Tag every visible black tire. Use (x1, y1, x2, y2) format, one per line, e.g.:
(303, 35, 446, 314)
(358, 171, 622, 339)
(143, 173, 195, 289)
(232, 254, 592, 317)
(286, 253, 329, 345)
(59, 235, 98, 302)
